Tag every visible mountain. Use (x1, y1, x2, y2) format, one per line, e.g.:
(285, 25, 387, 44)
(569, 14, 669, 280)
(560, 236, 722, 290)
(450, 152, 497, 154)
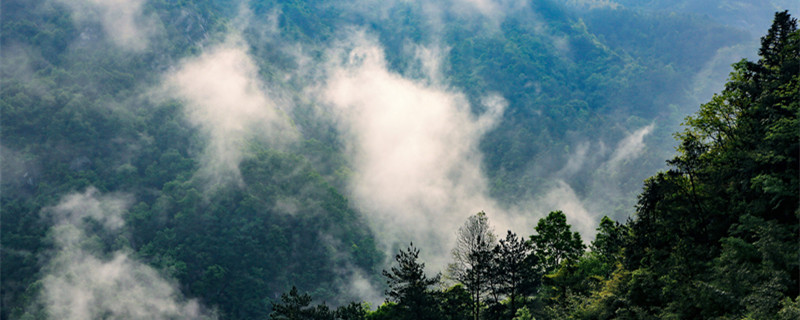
(1, 1, 794, 319)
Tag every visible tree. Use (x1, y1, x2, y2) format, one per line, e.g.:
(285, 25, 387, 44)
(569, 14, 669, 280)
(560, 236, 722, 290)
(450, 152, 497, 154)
(758, 11, 797, 71)
(492, 231, 539, 316)
(334, 302, 368, 320)
(437, 284, 472, 320)
(512, 306, 535, 320)
(587, 11, 799, 319)
(529, 211, 585, 274)
(270, 288, 370, 320)
(382, 243, 441, 320)
(448, 211, 496, 320)
(590, 216, 628, 271)
(270, 287, 333, 320)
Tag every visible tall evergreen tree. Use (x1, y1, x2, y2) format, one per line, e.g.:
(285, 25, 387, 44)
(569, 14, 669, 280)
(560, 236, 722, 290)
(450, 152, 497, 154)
(383, 243, 441, 320)
(492, 231, 539, 317)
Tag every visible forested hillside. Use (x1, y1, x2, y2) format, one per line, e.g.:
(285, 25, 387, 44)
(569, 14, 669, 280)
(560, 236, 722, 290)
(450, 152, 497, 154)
(268, 11, 800, 320)
(1, 0, 797, 319)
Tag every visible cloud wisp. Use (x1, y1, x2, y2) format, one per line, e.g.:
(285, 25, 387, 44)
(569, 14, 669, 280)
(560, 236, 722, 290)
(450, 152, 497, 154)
(531, 123, 658, 238)
(56, 0, 157, 51)
(34, 187, 215, 320)
(606, 123, 655, 172)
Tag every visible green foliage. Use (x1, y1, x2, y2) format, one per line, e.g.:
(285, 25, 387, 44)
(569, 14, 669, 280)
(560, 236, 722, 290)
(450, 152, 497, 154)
(579, 10, 799, 319)
(269, 287, 369, 320)
(437, 285, 472, 320)
(270, 287, 333, 320)
(132, 148, 382, 319)
(365, 302, 401, 320)
(590, 216, 629, 274)
(513, 306, 536, 320)
(529, 211, 586, 274)
(492, 231, 539, 316)
(382, 243, 442, 320)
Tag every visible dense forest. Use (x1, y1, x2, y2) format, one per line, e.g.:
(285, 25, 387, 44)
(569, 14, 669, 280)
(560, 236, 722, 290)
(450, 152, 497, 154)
(1, 0, 797, 319)
(269, 12, 800, 319)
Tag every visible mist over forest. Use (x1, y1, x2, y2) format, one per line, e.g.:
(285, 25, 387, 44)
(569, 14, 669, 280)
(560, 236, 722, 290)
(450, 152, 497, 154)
(1, 0, 798, 319)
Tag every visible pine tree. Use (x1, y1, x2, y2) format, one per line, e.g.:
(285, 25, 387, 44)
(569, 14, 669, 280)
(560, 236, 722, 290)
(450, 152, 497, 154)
(382, 243, 441, 320)
(492, 231, 539, 317)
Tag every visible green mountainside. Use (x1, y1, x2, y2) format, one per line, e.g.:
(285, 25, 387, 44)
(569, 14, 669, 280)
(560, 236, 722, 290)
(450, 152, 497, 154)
(1, 0, 797, 319)
(269, 11, 800, 320)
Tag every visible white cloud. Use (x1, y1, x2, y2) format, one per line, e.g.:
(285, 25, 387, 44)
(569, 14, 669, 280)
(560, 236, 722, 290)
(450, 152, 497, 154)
(561, 0, 620, 10)
(606, 123, 654, 171)
(56, 0, 157, 51)
(556, 142, 591, 178)
(456, 0, 503, 18)
(319, 32, 507, 269)
(521, 124, 658, 241)
(35, 188, 215, 319)
(41, 249, 212, 320)
(538, 180, 596, 238)
(47, 187, 131, 230)
(340, 269, 384, 308)
(162, 35, 297, 187)
(528, 123, 658, 239)
(452, 0, 528, 21)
